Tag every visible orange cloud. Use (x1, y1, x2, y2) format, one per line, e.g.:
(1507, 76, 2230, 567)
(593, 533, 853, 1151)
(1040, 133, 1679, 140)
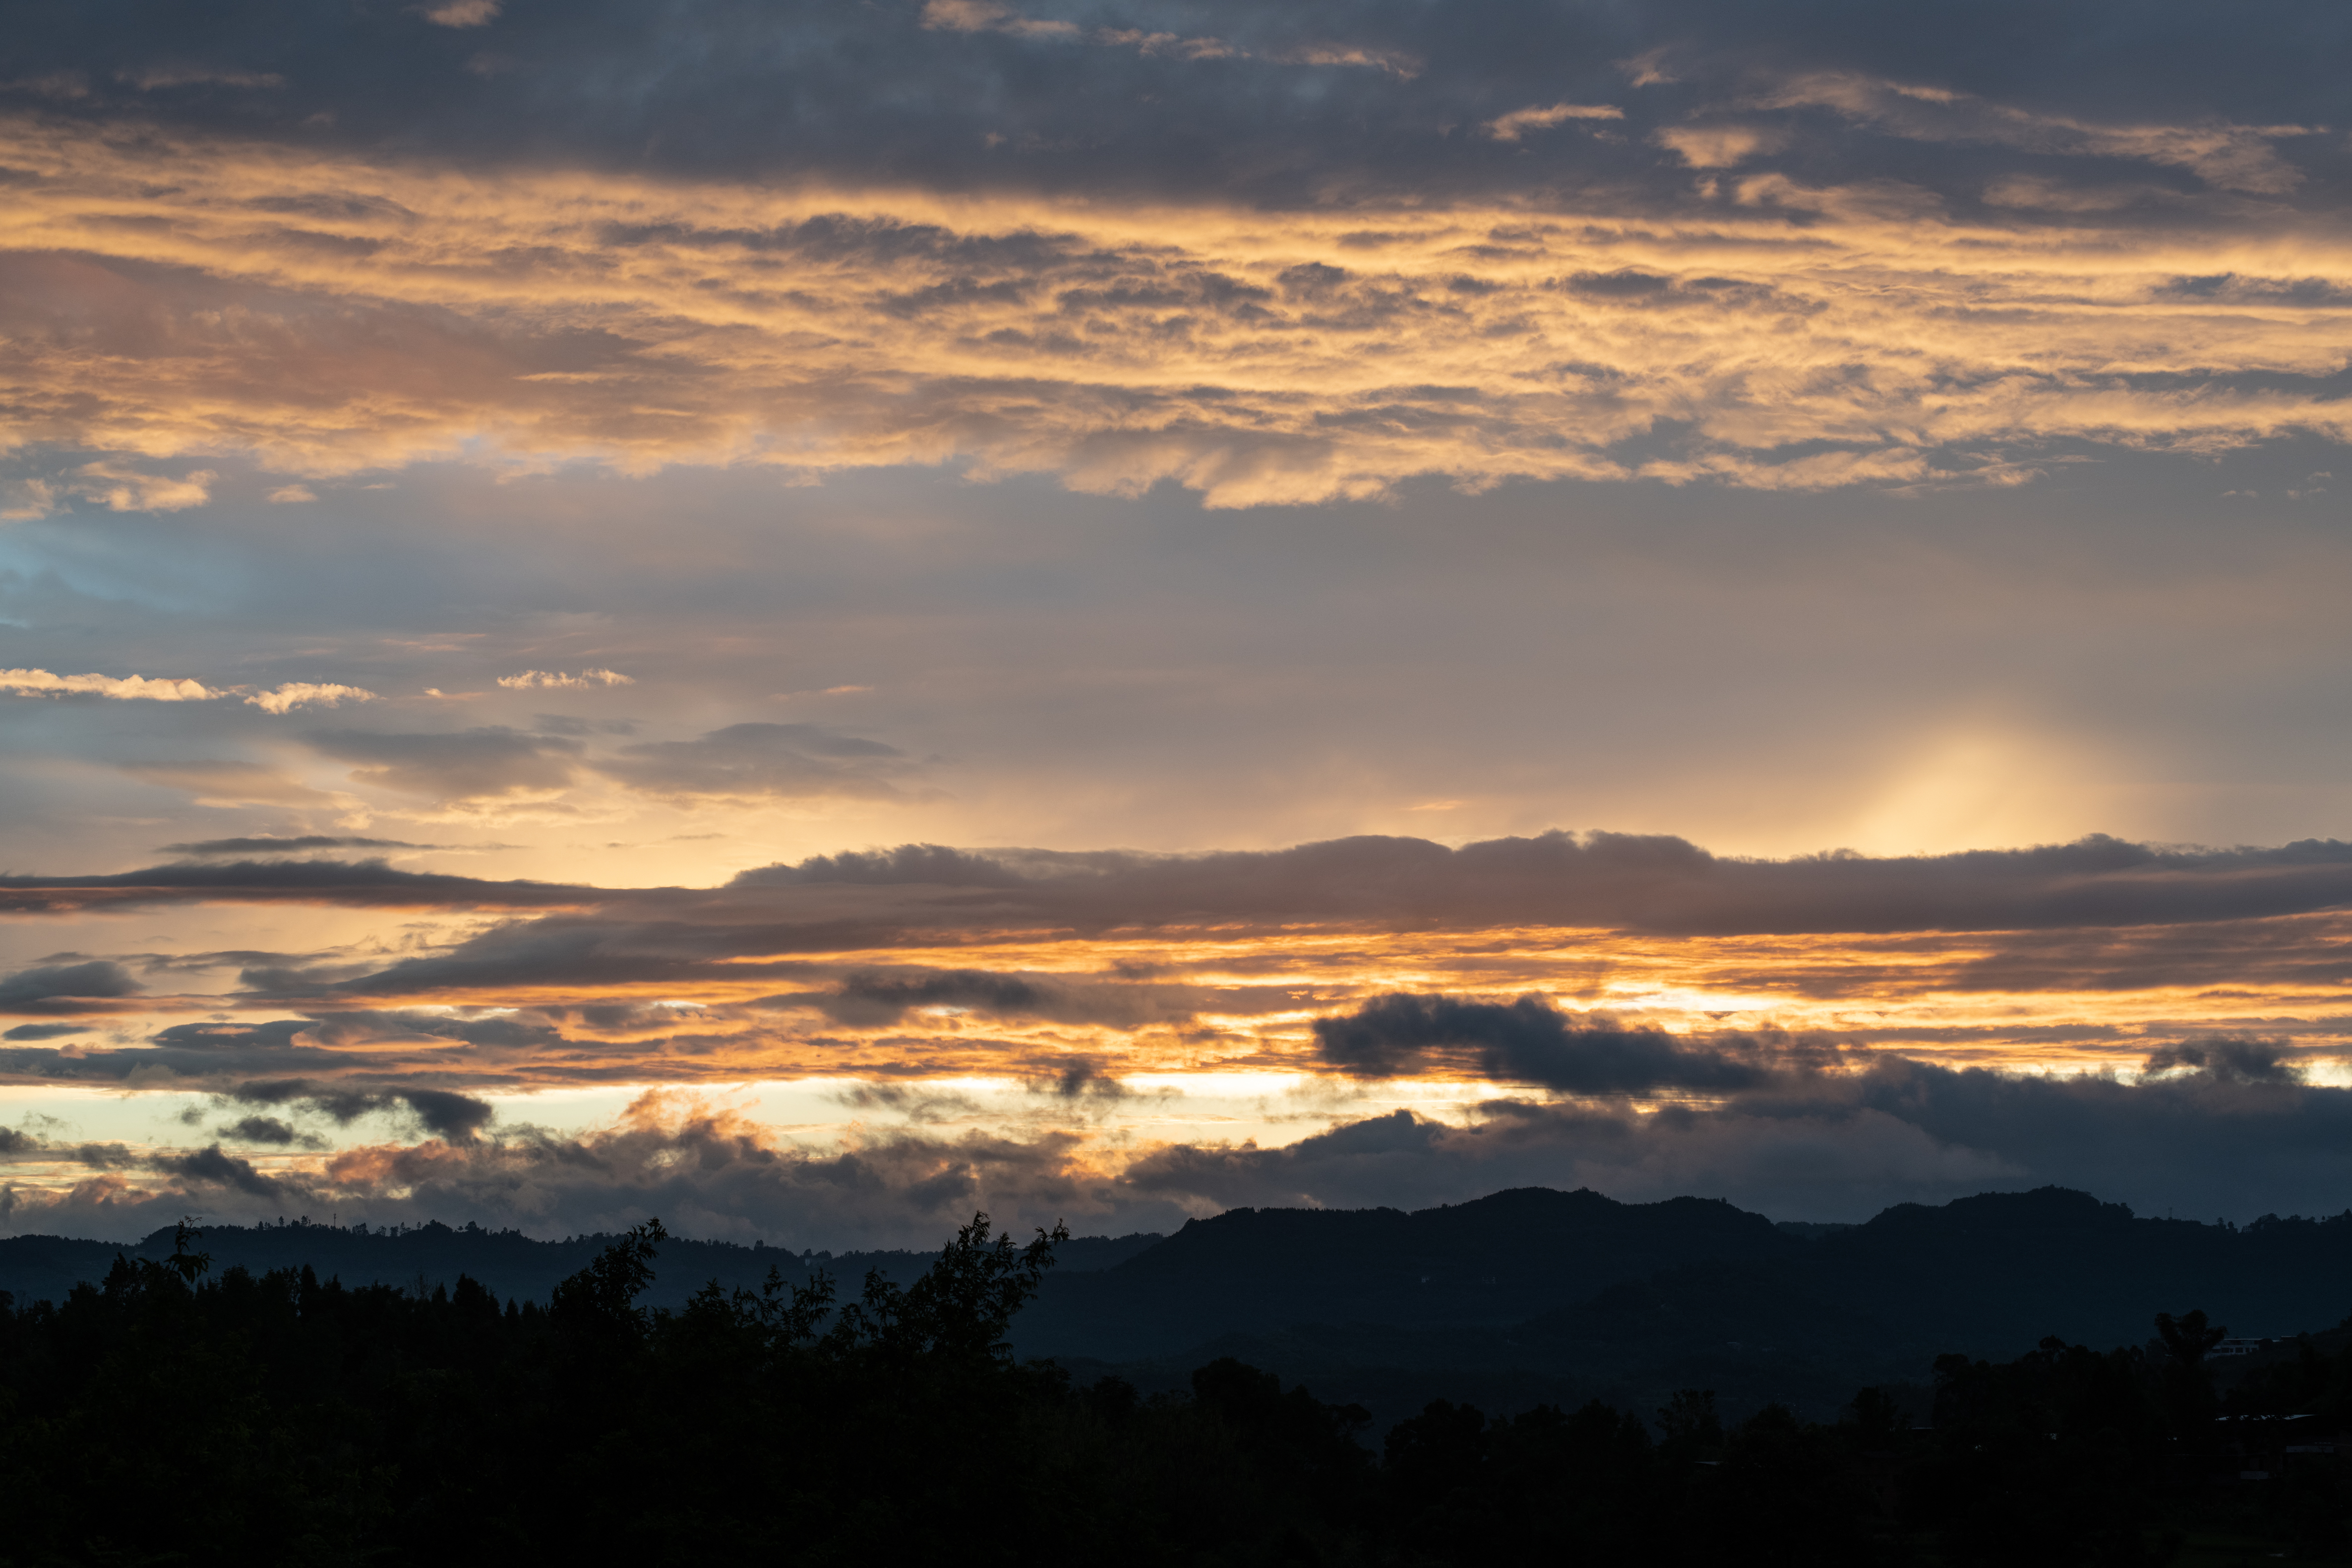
(0, 115, 2345, 509)
(1484, 102, 1624, 141)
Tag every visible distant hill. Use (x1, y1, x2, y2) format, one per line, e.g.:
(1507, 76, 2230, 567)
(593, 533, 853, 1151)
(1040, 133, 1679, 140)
(10, 1186, 2349, 1427)
(1014, 1186, 1799, 1361)
(0, 1221, 1162, 1313)
(1020, 1187, 2352, 1425)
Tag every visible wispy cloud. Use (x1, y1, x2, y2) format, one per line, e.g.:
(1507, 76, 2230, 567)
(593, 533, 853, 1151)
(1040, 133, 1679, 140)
(919, 0, 1079, 40)
(117, 66, 285, 91)
(66, 462, 216, 513)
(1652, 123, 1791, 169)
(496, 669, 634, 690)
(308, 727, 584, 803)
(0, 669, 374, 711)
(159, 835, 441, 857)
(1, 668, 218, 702)
(246, 682, 378, 713)
(916, 3, 1382, 68)
(1483, 102, 1623, 142)
(420, 0, 500, 28)
(114, 761, 340, 806)
(1739, 70, 2322, 193)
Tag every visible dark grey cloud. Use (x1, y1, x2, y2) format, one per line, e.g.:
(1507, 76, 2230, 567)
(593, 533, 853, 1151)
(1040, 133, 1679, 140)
(1948, 916, 2352, 995)
(809, 967, 1201, 1027)
(1832, 1057, 2352, 1216)
(719, 831, 2352, 940)
(2, 1023, 93, 1041)
(2141, 1036, 2301, 1086)
(822, 969, 1048, 1025)
(733, 843, 1025, 888)
(597, 723, 911, 802)
(220, 1115, 304, 1146)
(159, 835, 439, 856)
(399, 1088, 498, 1142)
(0, 1018, 532, 1108)
(326, 920, 756, 996)
(0, 959, 142, 1014)
(308, 727, 583, 801)
(2, 1, 2341, 212)
(532, 714, 637, 737)
(0, 860, 598, 915)
(0, 1021, 363, 1091)
(0, 1097, 1177, 1249)
(218, 1078, 496, 1143)
(312, 1009, 570, 1051)
(150, 1020, 316, 1053)
(13, 1046, 2352, 1245)
(15, 832, 2352, 999)
(1120, 1057, 2352, 1225)
(1031, 1055, 1131, 1100)
(1314, 992, 1770, 1093)
(147, 1144, 284, 1199)
(2157, 275, 2352, 307)
(0, 1127, 133, 1170)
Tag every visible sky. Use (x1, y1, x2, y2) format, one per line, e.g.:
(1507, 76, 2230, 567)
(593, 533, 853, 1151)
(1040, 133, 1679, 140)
(3, 0, 2351, 1247)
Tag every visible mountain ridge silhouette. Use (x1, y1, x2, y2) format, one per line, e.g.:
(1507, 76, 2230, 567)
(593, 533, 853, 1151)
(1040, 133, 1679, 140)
(9, 1184, 2347, 1423)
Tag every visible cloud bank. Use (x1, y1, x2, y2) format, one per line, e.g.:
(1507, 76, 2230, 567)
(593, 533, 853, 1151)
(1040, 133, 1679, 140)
(0, 69, 2343, 507)
(2, 827, 2351, 1242)
(10, 1049, 2352, 1248)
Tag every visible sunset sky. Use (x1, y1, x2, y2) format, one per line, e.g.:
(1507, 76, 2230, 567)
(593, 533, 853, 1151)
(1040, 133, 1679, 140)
(4, 0, 2351, 1246)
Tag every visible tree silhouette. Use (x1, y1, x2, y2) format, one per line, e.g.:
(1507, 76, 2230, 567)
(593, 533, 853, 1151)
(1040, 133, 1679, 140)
(548, 1216, 666, 1329)
(0, 1216, 2303, 1566)
(825, 1210, 1069, 1360)
(2154, 1308, 2226, 1365)
(164, 1216, 211, 1285)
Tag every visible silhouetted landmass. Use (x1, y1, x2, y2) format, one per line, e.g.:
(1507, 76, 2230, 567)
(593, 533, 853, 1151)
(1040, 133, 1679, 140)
(10, 1185, 2352, 1428)
(0, 1218, 1161, 1314)
(1021, 1186, 1797, 1356)
(2, 1214, 2346, 1564)
(1015, 1187, 2352, 1425)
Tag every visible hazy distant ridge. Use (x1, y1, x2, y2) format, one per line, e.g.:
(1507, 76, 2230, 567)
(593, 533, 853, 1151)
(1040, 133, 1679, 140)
(0, 1221, 1161, 1314)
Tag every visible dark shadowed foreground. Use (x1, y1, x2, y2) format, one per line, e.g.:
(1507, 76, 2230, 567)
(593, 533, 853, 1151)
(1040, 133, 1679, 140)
(15, 1184, 2352, 1428)
(4, 1216, 2350, 1565)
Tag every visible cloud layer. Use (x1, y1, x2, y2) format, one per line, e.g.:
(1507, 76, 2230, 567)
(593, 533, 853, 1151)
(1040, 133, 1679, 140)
(3, 828, 2352, 1241)
(2, 0, 2350, 1249)
(11, 1049, 2352, 1249)
(0, 73, 2344, 506)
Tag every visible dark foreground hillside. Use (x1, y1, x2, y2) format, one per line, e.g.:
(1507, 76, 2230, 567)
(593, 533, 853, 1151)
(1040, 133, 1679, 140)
(12, 1185, 2352, 1426)
(2, 1217, 2346, 1566)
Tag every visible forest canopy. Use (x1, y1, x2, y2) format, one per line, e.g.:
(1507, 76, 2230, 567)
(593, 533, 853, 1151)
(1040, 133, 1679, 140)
(1, 1216, 2344, 1565)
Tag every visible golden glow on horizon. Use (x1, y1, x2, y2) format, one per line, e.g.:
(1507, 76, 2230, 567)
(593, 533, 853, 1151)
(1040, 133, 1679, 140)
(8, 912, 2348, 1088)
(4, 888, 2346, 1221)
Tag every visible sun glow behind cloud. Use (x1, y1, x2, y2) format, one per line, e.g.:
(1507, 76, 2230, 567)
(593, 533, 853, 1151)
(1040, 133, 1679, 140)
(7, 832, 2352, 1238)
